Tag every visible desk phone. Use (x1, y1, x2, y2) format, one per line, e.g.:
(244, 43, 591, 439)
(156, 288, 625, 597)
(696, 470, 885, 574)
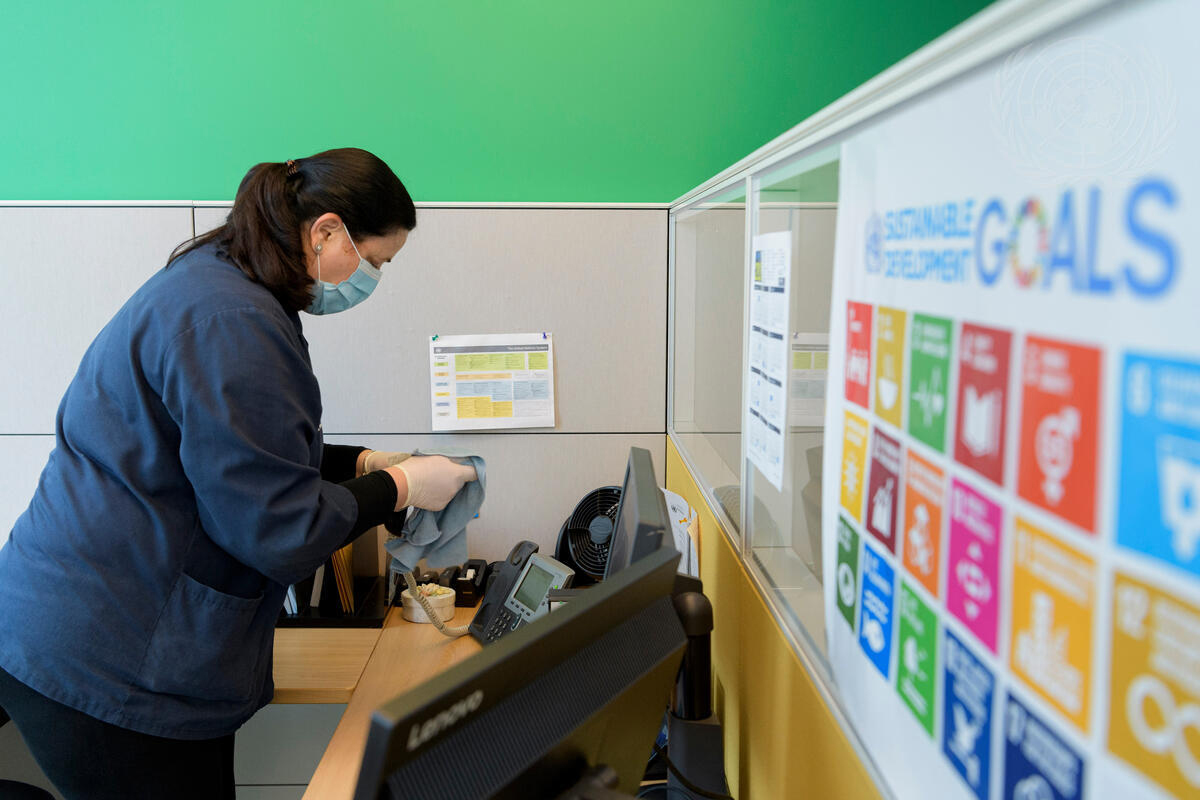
(469, 541, 573, 644)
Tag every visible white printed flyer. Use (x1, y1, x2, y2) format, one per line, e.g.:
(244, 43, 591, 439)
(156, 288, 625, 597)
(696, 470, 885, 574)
(429, 333, 555, 431)
(790, 332, 829, 428)
(747, 231, 792, 490)
(820, 3, 1199, 800)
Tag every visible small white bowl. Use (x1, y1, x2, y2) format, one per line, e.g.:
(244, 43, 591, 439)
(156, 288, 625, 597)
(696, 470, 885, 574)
(400, 587, 456, 623)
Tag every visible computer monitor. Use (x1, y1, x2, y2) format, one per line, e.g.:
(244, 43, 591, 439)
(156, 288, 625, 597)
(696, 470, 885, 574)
(353, 544, 684, 800)
(602, 446, 670, 581)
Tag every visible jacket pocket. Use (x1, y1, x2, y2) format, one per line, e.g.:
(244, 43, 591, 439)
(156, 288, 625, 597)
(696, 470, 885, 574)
(140, 572, 267, 703)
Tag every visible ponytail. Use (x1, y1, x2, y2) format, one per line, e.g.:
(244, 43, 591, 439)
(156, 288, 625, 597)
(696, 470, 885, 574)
(170, 148, 416, 312)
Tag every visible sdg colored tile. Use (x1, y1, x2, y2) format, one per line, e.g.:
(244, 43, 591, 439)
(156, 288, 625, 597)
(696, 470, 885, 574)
(835, 516, 861, 631)
(866, 427, 903, 553)
(896, 581, 938, 737)
(909, 313, 954, 453)
(947, 479, 1002, 654)
(942, 629, 995, 800)
(846, 301, 873, 409)
(1117, 352, 1200, 578)
(1010, 518, 1096, 733)
(840, 409, 870, 523)
(902, 450, 945, 599)
(1003, 693, 1085, 800)
(1017, 336, 1101, 533)
(1108, 571, 1200, 797)
(954, 323, 1012, 486)
(874, 306, 907, 428)
(858, 541, 896, 679)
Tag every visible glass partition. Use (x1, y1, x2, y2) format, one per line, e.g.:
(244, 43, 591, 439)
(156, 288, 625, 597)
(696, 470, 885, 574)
(670, 183, 747, 531)
(670, 145, 840, 664)
(744, 146, 839, 659)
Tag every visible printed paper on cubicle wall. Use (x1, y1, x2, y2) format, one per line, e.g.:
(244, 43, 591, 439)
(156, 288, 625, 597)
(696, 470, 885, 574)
(820, 3, 1199, 799)
(429, 333, 555, 431)
(747, 231, 792, 490)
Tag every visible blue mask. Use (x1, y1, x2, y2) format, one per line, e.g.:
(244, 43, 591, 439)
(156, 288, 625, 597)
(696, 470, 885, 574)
(305, 226, 382, 315)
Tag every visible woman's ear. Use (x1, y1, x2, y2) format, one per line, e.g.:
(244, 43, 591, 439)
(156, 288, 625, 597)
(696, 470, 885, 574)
(308, 212, 343, 251)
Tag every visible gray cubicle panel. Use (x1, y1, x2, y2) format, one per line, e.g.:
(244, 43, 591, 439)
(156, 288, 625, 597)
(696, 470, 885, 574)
(325, 433, 664, 565)
(195, 204, 668, 564)
(0, 205, 667, 560)
(193, 206, 667, 435)
(0, 206, 195, 434)
(0, 207, 196, 547)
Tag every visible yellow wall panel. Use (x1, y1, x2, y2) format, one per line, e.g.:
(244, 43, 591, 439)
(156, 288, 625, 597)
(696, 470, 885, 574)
(666, 438, 880, 799)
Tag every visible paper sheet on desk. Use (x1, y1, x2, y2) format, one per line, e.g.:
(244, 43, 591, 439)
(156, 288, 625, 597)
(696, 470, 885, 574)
(662, 488, 699, 577)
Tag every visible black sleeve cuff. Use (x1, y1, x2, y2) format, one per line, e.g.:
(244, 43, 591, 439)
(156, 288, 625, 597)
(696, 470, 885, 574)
(338, 470, 407, 547)
(321, 444, 367, 483)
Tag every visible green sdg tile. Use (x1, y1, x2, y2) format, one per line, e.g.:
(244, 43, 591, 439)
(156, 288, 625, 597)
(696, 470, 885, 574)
(896, 580, 938, 737)
(835, 516, 861, 631)
(528, 352, 549, 370)
(908, 313, 953, 453)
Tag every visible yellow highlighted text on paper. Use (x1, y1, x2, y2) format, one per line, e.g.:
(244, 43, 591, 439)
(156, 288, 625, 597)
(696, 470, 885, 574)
(455, 353, 528, 372)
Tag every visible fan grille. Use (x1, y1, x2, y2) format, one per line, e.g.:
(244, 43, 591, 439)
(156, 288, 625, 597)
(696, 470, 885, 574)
(562, 486, 621, 580)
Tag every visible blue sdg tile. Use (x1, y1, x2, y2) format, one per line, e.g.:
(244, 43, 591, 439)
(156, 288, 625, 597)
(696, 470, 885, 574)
(858, 542, 895, 679)
(942, 629, 994, 800)
(1003, 693, 1085, 800)
(1118, 353, 1200, 578)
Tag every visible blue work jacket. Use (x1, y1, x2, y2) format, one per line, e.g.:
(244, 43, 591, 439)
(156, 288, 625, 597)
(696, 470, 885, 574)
(0, 244, 359, 739)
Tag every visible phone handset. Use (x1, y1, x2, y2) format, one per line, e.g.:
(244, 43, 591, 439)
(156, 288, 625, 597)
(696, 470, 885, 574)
(469, 541, 537, 643)
(469, 541, 573, 644)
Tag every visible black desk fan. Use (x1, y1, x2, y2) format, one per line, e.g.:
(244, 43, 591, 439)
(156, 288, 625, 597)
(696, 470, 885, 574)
(553, 486, 622, 588)
(550, 470, 730, 799)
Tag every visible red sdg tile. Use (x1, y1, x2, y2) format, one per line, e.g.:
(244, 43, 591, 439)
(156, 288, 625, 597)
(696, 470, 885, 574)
(1017, 336, 1101, 533)
(954, 323, 1012, 487)
(846, 301, 872, 410)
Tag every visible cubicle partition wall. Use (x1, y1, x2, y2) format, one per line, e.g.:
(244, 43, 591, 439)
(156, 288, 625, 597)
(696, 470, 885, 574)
(0, 202, 667, 798)
(0, 204, 667, 567)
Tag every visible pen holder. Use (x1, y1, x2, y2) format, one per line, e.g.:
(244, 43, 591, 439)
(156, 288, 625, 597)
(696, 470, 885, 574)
(400, 587, 457, 624)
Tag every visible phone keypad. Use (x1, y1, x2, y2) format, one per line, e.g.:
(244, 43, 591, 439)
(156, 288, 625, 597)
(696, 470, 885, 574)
(484, 608, 521, 642)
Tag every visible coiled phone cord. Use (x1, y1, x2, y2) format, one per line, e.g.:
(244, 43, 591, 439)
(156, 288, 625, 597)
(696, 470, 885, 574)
(402, 570, 471, 638)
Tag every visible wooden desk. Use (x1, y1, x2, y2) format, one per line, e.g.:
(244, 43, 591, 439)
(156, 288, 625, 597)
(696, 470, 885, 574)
(301, 607, 482, 800)
(272, 627, 384, 703)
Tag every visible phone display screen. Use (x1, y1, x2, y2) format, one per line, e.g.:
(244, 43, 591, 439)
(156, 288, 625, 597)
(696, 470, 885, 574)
(512, 563, 555, 612)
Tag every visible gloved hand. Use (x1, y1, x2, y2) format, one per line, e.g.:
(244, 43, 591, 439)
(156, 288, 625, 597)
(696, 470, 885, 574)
(387, 455, 477, 512)
(359, 450, 411, 475)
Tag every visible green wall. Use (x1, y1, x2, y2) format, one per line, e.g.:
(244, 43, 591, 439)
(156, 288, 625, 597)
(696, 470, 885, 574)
(1, 1, 991, 202)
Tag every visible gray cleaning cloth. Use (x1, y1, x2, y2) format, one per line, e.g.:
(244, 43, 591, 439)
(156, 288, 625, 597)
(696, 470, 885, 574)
(385, 447, 486, 572)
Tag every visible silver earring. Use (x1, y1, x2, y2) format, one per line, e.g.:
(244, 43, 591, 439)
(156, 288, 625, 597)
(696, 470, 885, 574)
(315, 243, 323, 253)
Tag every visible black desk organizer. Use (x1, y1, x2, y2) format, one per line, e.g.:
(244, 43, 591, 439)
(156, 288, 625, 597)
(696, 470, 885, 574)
(276, 559, 390, 629)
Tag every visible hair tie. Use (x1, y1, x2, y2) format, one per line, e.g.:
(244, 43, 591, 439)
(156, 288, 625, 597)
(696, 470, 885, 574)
(285, 159, 298, 175)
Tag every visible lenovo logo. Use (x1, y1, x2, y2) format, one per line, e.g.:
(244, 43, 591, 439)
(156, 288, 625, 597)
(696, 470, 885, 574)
(406, 689, 484, 751)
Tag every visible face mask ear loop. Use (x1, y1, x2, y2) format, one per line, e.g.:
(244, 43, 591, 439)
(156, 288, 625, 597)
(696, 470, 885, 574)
(345, 224, 362, 261)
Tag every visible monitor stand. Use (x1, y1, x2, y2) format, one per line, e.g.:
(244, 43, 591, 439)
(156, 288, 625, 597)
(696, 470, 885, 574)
(664, 587, 729, 797)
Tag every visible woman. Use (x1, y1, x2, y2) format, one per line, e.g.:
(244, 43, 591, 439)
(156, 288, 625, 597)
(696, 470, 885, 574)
(0, 148, 475, 798)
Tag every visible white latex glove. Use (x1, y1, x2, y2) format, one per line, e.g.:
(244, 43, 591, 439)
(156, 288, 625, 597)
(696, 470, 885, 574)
(360, 450, 411, 475)
(393, 455, 477, 512)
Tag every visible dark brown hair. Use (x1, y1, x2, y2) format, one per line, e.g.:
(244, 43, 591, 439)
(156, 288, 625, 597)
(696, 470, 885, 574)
(171, 148, 416, 312)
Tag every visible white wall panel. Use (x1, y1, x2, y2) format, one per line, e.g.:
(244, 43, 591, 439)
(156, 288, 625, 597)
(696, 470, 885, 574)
(194, 205, 226, 235)
(0, 207, 194, 434)
(197, 207, 667, 434)
(0, 436, 56, 546)
(327, 433, 665, 565)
